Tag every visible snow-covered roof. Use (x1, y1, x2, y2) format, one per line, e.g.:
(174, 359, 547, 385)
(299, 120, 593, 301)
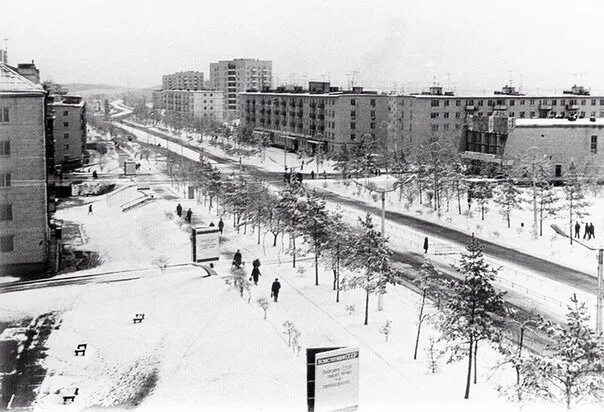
(515, 118, 604, 127)
(0, 62, 44, 93)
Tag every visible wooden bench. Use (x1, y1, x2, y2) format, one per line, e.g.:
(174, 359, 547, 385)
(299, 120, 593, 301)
(74, 349, 86, 356)
(77, 343, 87, 350)
(62, 387, 79, 404)
(133, 313, 145, 324)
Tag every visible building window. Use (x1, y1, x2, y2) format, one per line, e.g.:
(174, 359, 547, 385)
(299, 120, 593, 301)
(431, 100, 440, 107)
(350, 123, 356, 130)
(530, 112, 535, 118)
(370, 99, 376, 107)
(529, 99, 535, 105)
(520, 100, 525, 105)
(455, 124, 460, 130)
(0, 204, 12, 221)
(581, 99, 586, 105)
(430, 112, 439, 119)
(350, 133, 356, 141)
(444, 100, 450, 106)
(0, 235, 14, 252)
(520, 112, 525, 118)
(64, 133, 69, 139)
(63, 110, 69, 116)
(350, 110, 356, 118)
(351, 99, 356, 106)
(478, 100, 484, 106)
(63, 122, 69, 127)
(592, 99, 596, 105)
(370, 122, 376, 129)
(591, 136, 598, 154)
(600, 99, 604, 105)
(0, 140, 9, 155)
(0, 107, 9, 122)
(456, 100, 461, 106)
(64, 144, 69, 150)
(510, 112, 514, 118)
(370, 110, 376, 118)
(444, 112, 449, 119)
(591, 112, 596, 118)
(488, 100, 494, 106)
(555, 165, 562, 177)
(455, 112, 461, 119)
(443, 124, 449, 131)
(431, 124, 439, 131)
(0, 173, 11, 187)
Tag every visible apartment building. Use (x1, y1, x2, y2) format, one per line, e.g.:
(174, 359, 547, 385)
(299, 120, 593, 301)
(239, 82, 388, 153)
(0, 63, 49, 276)
(463, 114, 603, 178)
(388, 84, 604, 153)
(51, 95, 87, 170)
(162, 89, 225, 124)
(162, 71, 205, 91)
(209, 59, 272, 116)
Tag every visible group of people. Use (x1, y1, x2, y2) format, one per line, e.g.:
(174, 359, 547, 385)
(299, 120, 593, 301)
(209, 218, 225, 234)
(176, 203, 193, 223)
(574, 221, 596, 240)
(232, 250, 281, 302)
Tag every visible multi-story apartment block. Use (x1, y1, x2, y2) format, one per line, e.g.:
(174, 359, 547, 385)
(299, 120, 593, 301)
(51, 95, 87, 170)
(239, 82, 388, 154)
(162, 89, 225, 124)
(210, 59, 272, 117)
(388, 84, 604, 155)
(0, 63, 49, 276)
(162, 71, 205, 91)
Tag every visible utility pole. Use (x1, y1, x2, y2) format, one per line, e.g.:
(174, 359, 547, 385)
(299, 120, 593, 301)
(597, 248, 603, 334)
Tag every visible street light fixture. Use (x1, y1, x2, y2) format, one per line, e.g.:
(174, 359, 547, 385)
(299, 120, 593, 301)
(551, 223, 603, 334)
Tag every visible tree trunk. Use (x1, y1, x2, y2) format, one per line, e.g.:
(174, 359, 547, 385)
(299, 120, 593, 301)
(473, 340, 478, 384)
(507, 213, 510, 228)
(464, 335, 473, 399)
(364, 290, 370, 325)
(413, 291, 426, 360)
(456, 181, 462, 215)
(481, 204, 485, 221)
(315, 247, 319, 286)
(336, 244, 341, 303)
(332, 267, 337, 291)
(273, 232, 278, 247)
(292, 235, 296, 268)
(257, 224, 261, 244)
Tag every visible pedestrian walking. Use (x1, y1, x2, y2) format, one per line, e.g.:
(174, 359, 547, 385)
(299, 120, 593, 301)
(218, 218, 224, 234)
(590, 222, 596, 239)
(232, 249, 242, 268)
(583, 222, 590, 239)
(301, 160, 305, 170)
(251, 265, 261, 285)
(423, 236, 429, 254)
(271, 278, 281, 302)
(575, 221, 581, 238)
(88, 204, 93, 215)
(176, 203, 183, 218)
(186, 208, 192, 223)
(310, 170, 315, 180)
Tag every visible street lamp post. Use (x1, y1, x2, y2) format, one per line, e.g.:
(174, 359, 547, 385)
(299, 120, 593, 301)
(551, 224, 603, 334)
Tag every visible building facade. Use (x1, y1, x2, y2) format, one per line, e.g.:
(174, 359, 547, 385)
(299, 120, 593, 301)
(162, 71, 205, 91)
(51, 95, 87, 170)
(162, 89, 225, 124)
(239, 83, 388, 153)
(210, 59, 272, 116)
(388, 84, 604, 155)
(0, 63, 49, 276)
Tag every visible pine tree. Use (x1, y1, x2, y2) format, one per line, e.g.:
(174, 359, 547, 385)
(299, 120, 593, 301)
(513, 294, 604, 410)
(439, 236, 506, 399)
(563, 162, 590, 245)
(275, 181, 307, 267)
(346, 213, 396, 325)
(471, 181, 492, 221)
(538, 180, 561, 237)
(493, 178, 523, 228)
(299, 191, 331, 286)
(412, 259, 445, 360)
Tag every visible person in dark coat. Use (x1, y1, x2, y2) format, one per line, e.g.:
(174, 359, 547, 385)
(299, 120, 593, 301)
(271, 278, 281, 302)
(590, 223, 595, 239)
(251, 266, 261, 285)
(233, 250, 242, 268)
(176, 203, 183, 218)
(186, 208, 192, 223)
(423, 236, 429, 254)
(88, 204, 93, 215)
(310, 170, 315, 180)
(584, 222, 590, 239)
(575, 221, 581, 238)
(218, 218, 224, 234)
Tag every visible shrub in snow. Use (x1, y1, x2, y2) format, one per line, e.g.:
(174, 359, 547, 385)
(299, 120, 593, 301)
(491, 230, 500, 238)
(403, 202, 411, 211)
(425, 337, 441, 374)
(291, 329, 302, 355)
(282, 321, 297, 347)
(257, 297, 269, 320)
(371, 193, 379, 202)
(346, 304, 356, 316)
(380, 320, 392, 342)
(151, 256, 169, 273)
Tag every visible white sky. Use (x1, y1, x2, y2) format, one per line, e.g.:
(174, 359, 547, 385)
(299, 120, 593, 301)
(2, 0, 604, 93)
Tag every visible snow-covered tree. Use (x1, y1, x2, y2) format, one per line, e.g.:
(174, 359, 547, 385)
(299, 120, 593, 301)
(346, 213, 397, 325)
(413, 259, 445, 360)
(470, 181, 492, 221)
(322, 211, 354, 302)
(512, 294, 604, 410)
(493, 179, 523, 228)
(563, 162, 590, 245)
(275, 181, 307, 267)
(380, 320, 392, 342)
(538, 179, 562, 237)
(438, 236, 506, 399)
(299, 191, 332, 286)
(257, 297, 270, 320)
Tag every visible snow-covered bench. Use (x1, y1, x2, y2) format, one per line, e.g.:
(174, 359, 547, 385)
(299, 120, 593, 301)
(74, 343, 87, 356)
(62, 387, 79, 404)
(133, 313, 145, 324)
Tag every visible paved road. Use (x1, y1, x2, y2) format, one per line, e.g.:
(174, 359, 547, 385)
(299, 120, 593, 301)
(117, 121, 598, 296)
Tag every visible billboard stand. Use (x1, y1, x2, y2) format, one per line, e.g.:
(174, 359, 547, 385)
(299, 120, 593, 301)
(306, 347, 359, 412)
(191, 227, 220, 268)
